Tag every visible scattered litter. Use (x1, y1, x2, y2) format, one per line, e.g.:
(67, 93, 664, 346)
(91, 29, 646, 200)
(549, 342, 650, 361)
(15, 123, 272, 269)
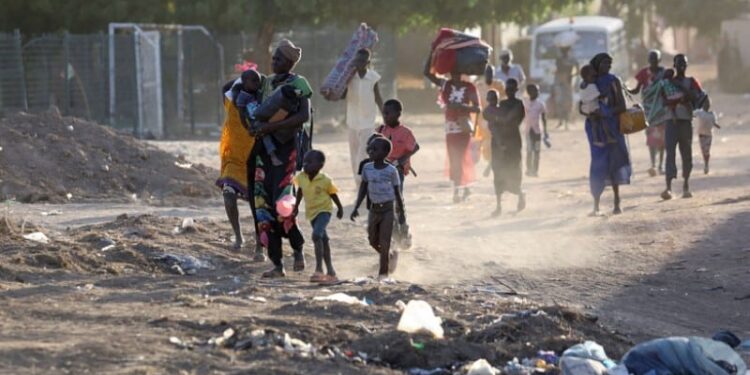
(174, 161, 193, 169)
(278, 293, 304, 302)
(695, 267, 708, 273)
(66, 125, 74, 132)
(22, 232, 49, 244)
(397, 300, 444, 339)
(283, 333, 314, 357)
(560, 357, 607, 374)
(153, 253, 212, 275)
(410, 339, 425, 350)
(76, 283, 95, 291)
(353, 276, 374, 285)
(173, 217, 197, 234)
(491, 309, 547, 324)
(313, 293, 369, 306)
(168, 336, 190, 349)
(247, 296, 267, 303)
(66, 193, 72, 200)
(395, 300, 407, 311)
(622, 336, 747, 375)
(208, 328, 235, 347)
(408, 368, 449, 375)
(562, 341, 616, 368)
(606, 364, 629, 375)
(503, 358, 535, 375)
(40, 210, 62, 216)
(467, 359, 500, 375)
(101, 164, 110, 172)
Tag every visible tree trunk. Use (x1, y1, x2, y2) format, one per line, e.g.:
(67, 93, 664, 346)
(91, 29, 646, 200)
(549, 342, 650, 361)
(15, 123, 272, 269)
(254, 20, 275, 73)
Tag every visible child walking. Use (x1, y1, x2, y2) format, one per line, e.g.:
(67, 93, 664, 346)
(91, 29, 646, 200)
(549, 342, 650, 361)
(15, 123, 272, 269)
(694, 109, 720, 174)
(351, 137, 406, 279)
(377, 99, 419, 249)
(523, 84, 548, 177)
(293, 150, 344, 284)
(377, 99, 420, 188)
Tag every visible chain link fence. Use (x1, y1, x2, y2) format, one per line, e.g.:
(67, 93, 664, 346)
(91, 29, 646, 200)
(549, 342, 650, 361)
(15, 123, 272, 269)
(0, 31, 27, 114)
(0, 25, 397, 138)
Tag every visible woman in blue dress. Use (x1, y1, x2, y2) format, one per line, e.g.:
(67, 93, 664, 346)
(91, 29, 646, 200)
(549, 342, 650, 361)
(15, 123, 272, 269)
(583, 53, 632, 215)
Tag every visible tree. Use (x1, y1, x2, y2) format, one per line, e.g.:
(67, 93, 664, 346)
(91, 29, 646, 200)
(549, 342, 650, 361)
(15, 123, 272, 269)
(1, 0, 583, 68)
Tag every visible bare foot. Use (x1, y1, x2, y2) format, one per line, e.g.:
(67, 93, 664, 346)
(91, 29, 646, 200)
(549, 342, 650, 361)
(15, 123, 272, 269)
(232, 235, 244, 250)
(517, 193, 526, 212)
(589, 210, 603, 217)
(648, 167, 657, 177)
(682, 190, 693, 199)
(613, 207, 623, 215)
(491, 208, 502, 218)
(661, 190, 673, 200)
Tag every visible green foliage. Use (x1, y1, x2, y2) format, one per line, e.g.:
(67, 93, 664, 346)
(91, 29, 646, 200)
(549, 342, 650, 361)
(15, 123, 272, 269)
(655, 0, 749, 36)
(1, 0, 582, 34)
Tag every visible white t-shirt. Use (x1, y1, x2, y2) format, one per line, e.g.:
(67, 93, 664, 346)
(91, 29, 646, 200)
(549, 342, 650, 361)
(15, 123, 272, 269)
(579, 84, 600, 115)
(523, 98, 546, 134)
(346, 69, 381, 130)
(494, 64, 526, 87)
(694, 110, 717, 136)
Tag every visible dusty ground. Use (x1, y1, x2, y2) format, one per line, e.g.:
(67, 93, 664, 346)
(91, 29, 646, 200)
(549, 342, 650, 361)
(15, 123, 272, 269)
(1, 91, 749, 373)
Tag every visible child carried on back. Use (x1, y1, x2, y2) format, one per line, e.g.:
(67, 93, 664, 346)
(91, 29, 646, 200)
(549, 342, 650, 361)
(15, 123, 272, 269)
(243, 77, 304, 166)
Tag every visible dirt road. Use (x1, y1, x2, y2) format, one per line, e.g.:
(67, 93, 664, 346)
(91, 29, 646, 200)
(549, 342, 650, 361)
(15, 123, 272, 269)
(2, 93, 749, 373)
(154, 92, 750, 339)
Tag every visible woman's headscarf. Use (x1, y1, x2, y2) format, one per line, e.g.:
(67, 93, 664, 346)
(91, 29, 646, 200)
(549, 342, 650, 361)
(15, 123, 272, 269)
(590, 53, 613, 73)
(276, 39, 302, 66)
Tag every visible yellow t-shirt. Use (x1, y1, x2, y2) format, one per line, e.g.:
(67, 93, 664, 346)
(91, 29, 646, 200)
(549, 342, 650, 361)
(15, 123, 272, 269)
(293, 172, 338, 221)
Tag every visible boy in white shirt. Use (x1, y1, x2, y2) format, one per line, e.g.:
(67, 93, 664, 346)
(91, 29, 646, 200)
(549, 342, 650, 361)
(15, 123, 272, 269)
(345, 49, 383, 186)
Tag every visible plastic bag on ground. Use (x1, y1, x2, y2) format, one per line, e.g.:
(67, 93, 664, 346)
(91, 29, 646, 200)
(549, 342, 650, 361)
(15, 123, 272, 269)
(396, 300, 444, 339)
(560, 357, 607, 375)
(22, 232, 49, 244)
(467, 358, 500, 375)
(563, 341, 616, 368)
(313, 293, 369, 306)
(622, 336, 747, 375)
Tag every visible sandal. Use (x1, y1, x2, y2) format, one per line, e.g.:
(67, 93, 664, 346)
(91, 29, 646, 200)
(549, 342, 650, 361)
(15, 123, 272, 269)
(261, 267, 286, 279)
(309, 272, 326, 283)
(318, 274, 340, 285)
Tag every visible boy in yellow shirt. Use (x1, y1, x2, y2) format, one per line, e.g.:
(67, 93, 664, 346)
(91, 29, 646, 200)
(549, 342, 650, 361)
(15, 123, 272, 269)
(293, 150, 344, 283)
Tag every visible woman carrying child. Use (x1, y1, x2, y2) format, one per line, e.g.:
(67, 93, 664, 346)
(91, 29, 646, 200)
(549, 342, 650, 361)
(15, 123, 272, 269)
(423, 59, 481, 203)
(248, 39, 313, 278)
(583, 53, 631, 216)
(216, 69, 262, 258)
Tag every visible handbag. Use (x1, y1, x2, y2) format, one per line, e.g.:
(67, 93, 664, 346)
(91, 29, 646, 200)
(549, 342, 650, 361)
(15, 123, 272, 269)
(619, 90, 648, 134)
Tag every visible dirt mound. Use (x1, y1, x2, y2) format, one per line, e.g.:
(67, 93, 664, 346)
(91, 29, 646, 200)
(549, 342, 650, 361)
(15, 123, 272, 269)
(0, 214, 242, 282)
(0, 112, 219, 203)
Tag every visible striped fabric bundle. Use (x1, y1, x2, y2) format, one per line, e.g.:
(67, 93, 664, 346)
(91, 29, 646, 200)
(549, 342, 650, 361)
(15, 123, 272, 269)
(320, 23, 378, 101)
